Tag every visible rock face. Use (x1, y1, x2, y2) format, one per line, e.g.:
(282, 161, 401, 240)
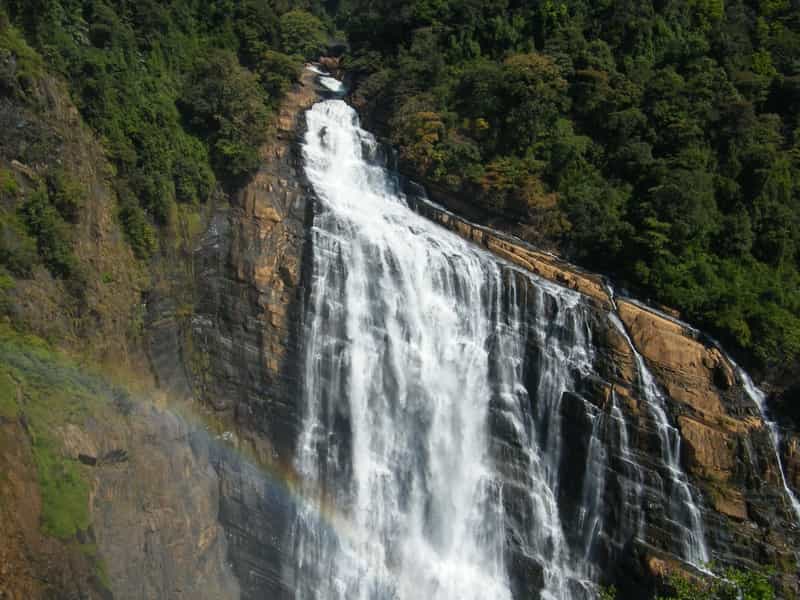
(87, 405, 241, 600)
(1, 73, 146, 370)
(147, 67, 800, 598)
(0, 417, 105, 599)
(4, 59, 799, 600)
(0, 62, 321, 600)
(189, 67, 319, 457)
(177, 68, 322, 600)
(406, 191, 800, 596)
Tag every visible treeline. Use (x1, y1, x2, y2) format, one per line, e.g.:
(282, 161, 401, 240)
(336, 0, 800, 373)
(1, 0, 328, 260)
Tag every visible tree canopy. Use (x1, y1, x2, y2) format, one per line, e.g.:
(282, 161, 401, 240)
(336, 0, 800, 374)
(1, 0, 328, 259)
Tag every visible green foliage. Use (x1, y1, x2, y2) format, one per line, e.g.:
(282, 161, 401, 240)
(181, 50, 272, 180)
(657, 567, 775, 600)
(19, 187, 75, 278)
(599, 585, 617, 600)
(280, 9, 327, 59)
(257, 50, 302, 103)
(0, 361, 17, 418)
(33, 433, 91, 538)
(118, 194, 156, 259)
(0, 325, 101, 540)
(0, 168, 19, 197)
(0, 208, 38, 276)
(47, 169, 85, 223)
(0, 9, 44, 98)
(340, 0, 800, 371)
(4, 0, 312, 261)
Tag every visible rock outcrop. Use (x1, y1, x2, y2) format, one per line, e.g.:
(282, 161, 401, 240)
(1, 61, 322, 600)
(188, 67, 319, 456)
(182, 68, 322, 600)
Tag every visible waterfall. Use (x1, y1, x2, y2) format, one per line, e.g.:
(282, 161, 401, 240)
(737, 368, 800, 521)
(292, 97, 613, 599)
(608, 314, 710, 567)
(294, 99, 514, 600)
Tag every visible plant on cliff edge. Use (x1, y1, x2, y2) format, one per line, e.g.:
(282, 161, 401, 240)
(656, 568, 774, 600)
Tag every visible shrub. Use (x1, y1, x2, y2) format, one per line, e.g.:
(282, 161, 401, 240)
(173, 135, 215, 204)
(19, 188, 74, 278)
(180, 50, 271, 180)
(47, 169, 85, 223)
(0, 208, 38, 276)
(257, 50, 301, 103)
(657, 567, 775, 600)
(118, 198, 156, 259)
(0, 168, 19, 197)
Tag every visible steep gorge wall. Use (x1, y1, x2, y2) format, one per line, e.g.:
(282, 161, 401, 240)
(184, 67, 321, 600)
(96, 64, 800, 597)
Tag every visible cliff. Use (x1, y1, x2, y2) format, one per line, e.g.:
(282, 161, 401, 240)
(408, 192, 800, 596)
(0, 33, 321, 598)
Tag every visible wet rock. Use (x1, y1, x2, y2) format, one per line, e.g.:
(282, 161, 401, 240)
(408, 192, 800, 596)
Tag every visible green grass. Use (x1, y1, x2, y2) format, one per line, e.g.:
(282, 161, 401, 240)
(96, 558, 112, 590)
(33, 434, 91, 538)
(0, 168, 19, 197)
(0, 323, 117, 539)
(0, 323, 143, 593)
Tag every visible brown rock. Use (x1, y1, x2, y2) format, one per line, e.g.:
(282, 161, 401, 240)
(711, 490, 748, 521)
(617, 300, 732, 417)
(677, 415, 736, 480)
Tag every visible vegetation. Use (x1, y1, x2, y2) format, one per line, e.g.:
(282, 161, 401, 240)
(336, 0, 800, 373)
(19, 186, 76, 278)
(0, 207, 38, 276)
(179, 49, 271, 180)
(280, 9, 328, 59)
(657, 568, 775, 600)
(598, 568, 775, 599)
(0, 324, 98, 538)
(1, 0, 329, 258)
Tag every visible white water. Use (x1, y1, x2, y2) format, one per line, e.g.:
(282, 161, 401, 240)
(609, 286, 800, 527)
(609, 391, 646, 540)
(292, 98, 606, 599)
(737, 368, 800, 521)
(608, 314, 710, 567)
(295, 98, 513, 600)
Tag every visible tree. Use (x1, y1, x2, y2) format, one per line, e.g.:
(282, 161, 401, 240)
(498, 53, 569, 155)
(19, 188, 75, 278)
(180, 50, 271, 180)
(256, 49, 302, 102)
(279, 9, 326, 59)
(657, 567, 775, 600)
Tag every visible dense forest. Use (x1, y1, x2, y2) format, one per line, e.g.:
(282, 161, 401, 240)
(1, 0, 799, 377)
(0, 0, 328, 260)
(335, 0, 800, 376)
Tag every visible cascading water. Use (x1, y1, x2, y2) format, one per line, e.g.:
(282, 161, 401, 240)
(608, 314, 709, 567)
(737, 368, 800, 521)
(279, 61, 800, 597)
(294, 98, 514, 600)
(292, 97, 612, 599)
